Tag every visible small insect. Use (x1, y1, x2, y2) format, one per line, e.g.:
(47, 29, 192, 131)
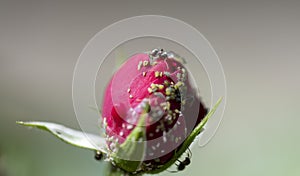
(157, 49, 164, 56)
(176, 148, 192, 171)
(166, 51, 187, 64)
(169, 148, 192, 172)
(161, 51, 168, 58)
(94, 151, 103, 161)
(151, 48, 159, 56)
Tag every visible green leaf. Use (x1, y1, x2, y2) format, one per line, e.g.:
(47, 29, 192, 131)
(147, 97, 223, 174)
(17, 121, 137, 175)
(16, 121, 108, 154)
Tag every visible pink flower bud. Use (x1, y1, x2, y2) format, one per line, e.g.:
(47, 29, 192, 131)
(102, 50, 207, 170)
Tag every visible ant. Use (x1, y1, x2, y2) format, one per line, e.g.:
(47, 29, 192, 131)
(94, 151, 103, 161)
(169, 148, 192, 172)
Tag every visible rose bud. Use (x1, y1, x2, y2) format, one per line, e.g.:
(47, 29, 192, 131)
(101, 49, 208, 174)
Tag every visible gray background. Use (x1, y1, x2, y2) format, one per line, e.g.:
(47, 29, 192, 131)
(1, 0, 299, 176)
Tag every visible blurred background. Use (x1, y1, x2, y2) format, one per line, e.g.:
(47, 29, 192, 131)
(1, 0, 300, 176)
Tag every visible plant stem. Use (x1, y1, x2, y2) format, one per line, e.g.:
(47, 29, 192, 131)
(104, 162, 143, 176)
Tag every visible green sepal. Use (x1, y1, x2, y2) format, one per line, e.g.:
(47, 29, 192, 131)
(111, 114, 147, 173)
(146, 97, 223, 174)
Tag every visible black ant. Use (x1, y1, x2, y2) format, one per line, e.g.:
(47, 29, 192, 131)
(94, 151, 103, 161)
(169, 148, 192, 172)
